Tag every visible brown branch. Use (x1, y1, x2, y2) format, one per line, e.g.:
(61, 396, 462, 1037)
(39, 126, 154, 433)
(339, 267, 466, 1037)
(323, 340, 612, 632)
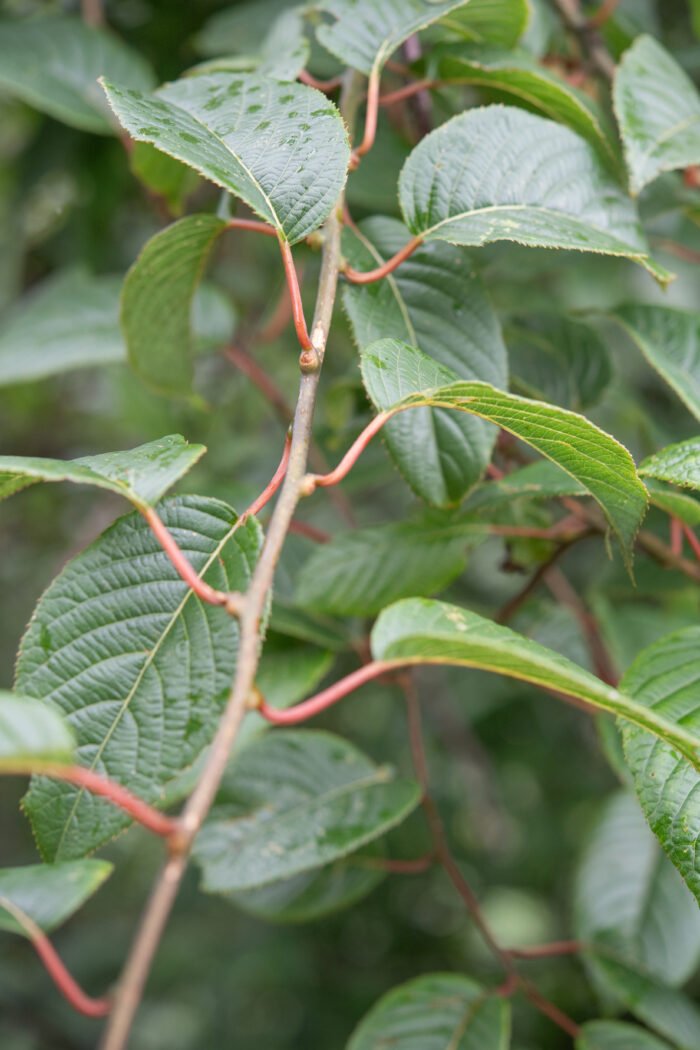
(543, 565, 618, 685)
(588, 0, 621, 28)
(549, 0, 616, 80)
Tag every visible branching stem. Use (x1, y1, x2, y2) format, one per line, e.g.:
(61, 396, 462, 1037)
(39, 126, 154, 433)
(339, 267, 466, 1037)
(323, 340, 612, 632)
(341, 235, 423, 283)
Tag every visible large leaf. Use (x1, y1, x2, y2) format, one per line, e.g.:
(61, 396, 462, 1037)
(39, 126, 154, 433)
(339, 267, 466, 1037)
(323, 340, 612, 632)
(614, 35, 700, 196)
(193, 730, 421, 893)
(255, 6, 310, 81)
(0, 15, 154, 134)
(620, 627, 700, 905)
(0, 860, 112, 936)
(371, 598, 700, 765)
(0, 269, 124, 386)
(0, 692, 75, 771)
(102, 73, 350, 244)
(575, 790, 700, 987)
(296, 521, 474, 616)
(361, 339, 647, 561)
(612, 306, 700, 422)
(316, 0, 471, 76)
(640, 439, 700, 491)
(434, 46, 620, 169)
(576, 1021, 674, 1050)
(19, 496, 262, 861)
(506, 314, 612, 411)
(343, 216, 506, 505)
(346, 972, 510, 1050)
(398, 105, 669, 283)
(121, 215, 227, 398)
(440, 0, 530, 47)
(0, 435, 205, 512)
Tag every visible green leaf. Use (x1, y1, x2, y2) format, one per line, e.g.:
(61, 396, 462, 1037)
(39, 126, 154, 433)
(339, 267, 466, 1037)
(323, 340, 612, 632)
(102, 73, 350, 244)
(463, 460, 586, 514)
(612, 306, 700, 422)
(0, 15, 154, 134)
(620, 627, 700, 905)
(343, 216, 506, 505)
(586, 955, 700, 1050)
(346, 972, 510, 1050)
(575, 790, 700, 987)
(194, 0, 295, 59)
(316, 0, 471, 76)
(613, 35, 700, 196)
(255, 6, 310, 81)
(129, 142, 200, 216)
(576, 1021, 674, 1050)
(434, 45, 620, 169)
(640, 439, 700, 492)
(0, 269, 124, 386)
(121, 215, 227, 398)
(0, 435, 205, 513)
(440, 0, 530, 47)
(371, 598, 700, 765)
(361, 339, 648, 562)
(193, 730, 421, 893)
(0, 692, 75, 770)
(644, 479, 700, 528)
(506, 314, 612, 410)
(296, 521, 474, 616)
(0, 860, 112, 936)
(19, 495, 262, 860)
(399, 105, 670, 284)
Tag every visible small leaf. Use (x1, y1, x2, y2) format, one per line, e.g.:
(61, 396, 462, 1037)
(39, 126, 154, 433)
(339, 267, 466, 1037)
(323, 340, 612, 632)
(19, 496, 262, 860)
(121, 215, 227, 397)
(612, 306, 700, 422)
(507, 314, 612, 410)
(193, 730, 421, 893)
(0, 860, 112, 936)
(0, 15, 154, 134)
(620, 627, 700, 906)
(644, 479, 700, 528)
(576, 1020, 674, 1050)
(0, 269, 124, 386)
(399, 106, 670, 283)
(102, 73, 350, 244)
(346, 972, 510, 1050)
(435, 45, 620, 168)
(371, 598, 700, 765)
(614, 35, 700, 196)
(640, 439, 700, 492)
(361, 339, 647, 563)
(575, 790, 700, 987)
(343, 216, 506, 505)
(0, 435, 205, 512)
(316, 0, 471, 76)
(441, 0, 530, 47)
(0, 692, 75, 770)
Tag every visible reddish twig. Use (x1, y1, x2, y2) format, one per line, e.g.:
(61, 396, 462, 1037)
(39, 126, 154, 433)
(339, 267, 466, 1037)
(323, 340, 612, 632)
(671, 516, 684, 556)
(588, 0, 621, 27)
(341, 235, 423, 283)
(1, 899, 111, 1018)
(305, 411, 394, 491)
(259, 661, 396, 724)
(243, 430, 292, 520)
(351, 67, 381, 165)
(287, 519, 331, 544)
(682, 522, 700, 564)
(360, 852, 435, 874)
(227, 218, 277, 237)
(142, 507, 228, 607)
(509, 940, 582, 959)
(379, 79, 439, 106)
(298, 70, 343, 93)
(520, 978, 581, 1038)
(223, 344, 294, 422)
(278, 237, 312, 351)
(544, 566, 618, 686)
(257, 275, 297, 344)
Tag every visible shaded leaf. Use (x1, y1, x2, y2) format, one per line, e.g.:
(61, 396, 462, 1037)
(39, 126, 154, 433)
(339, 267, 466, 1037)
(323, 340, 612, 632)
(463, 460, 586, 514)
(440, 0, 530, 47)
(0, 692, 75, 771)
(612, 305, 700, 422)
(399, 105, 670, 283)
(316, 0, 471, 76)
(575, 790, 700, 987)
(256, 6, 310, 80)
(0, 435, 205, 512)
(19, 496, 262, 860)
(640, 439, 700, 492)
(507, 314, 612, 410)
(129, 142, 200, 216)
(193, 730, 421, 892)
(121, 214, 227, 398)
(644, 479, 700, 528)
(343, 216, 506, 505)
(576, 1021, 674, 1050)
(346, 972, 510, 1050)
(361, 339, 647, 562)
(0, 269, 124, 386)
(103, 73, 350, 244)
(0, 15, 154, 134)
(435, 45, 620, 168)
(371, 598, 700, 764)
(0, 860, 112, 936)
(614, 35, 700, 196)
